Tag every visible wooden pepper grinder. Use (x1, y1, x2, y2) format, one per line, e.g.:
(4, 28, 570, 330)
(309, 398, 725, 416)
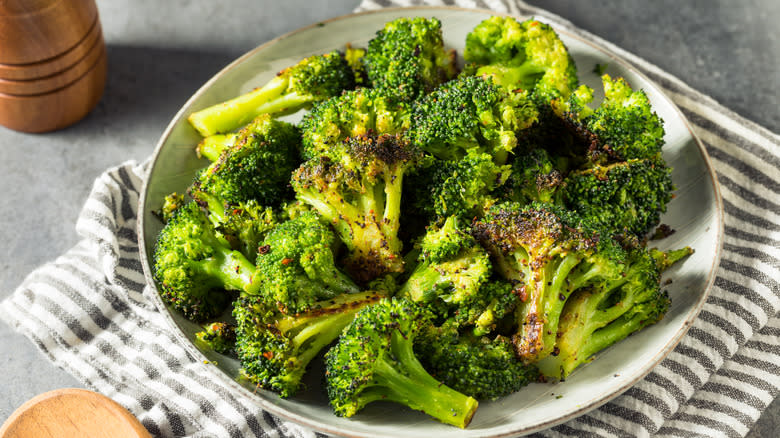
(0, 0, 107, 133)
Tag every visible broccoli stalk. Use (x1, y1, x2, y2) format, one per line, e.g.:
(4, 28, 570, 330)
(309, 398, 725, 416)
(235, 290, 383, 397)
(188, 51, 357, 137)
(292, 134, 419, 283)
(472, 202, 626, 362)
(196, 133, 235, 161)
(325, 298, 478, 428)
(536, 247, 678, 379)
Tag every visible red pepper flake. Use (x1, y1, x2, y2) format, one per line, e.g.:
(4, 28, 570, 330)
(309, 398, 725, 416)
(263, 351, 274, 359)
(281, 258, 293, 265)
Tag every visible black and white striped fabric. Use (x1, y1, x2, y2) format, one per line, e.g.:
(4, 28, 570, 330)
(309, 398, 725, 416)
(1, 0, 778, 436)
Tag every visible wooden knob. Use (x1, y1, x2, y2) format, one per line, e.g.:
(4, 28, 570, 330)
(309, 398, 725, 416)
(0, 388, 152, 438)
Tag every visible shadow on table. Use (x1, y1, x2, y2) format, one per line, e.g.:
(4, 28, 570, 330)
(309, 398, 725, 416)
(85, 44, 242, 133)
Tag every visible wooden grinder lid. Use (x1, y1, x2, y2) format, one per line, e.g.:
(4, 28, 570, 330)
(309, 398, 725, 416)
(0, 389, 152, 438)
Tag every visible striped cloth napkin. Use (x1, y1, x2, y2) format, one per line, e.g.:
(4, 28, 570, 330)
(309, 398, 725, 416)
(2, 0, 778, 437)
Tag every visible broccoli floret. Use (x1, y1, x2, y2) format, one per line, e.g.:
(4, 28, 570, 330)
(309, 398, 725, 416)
(324, 298, 478, 428)
(190, 115, 301, 210)
(553, 75, 665, 163)
(152, 201, 258, 321)
(236, 290, 383, 397)
(253, 212, 359, 314)
(409, 75, 538, 164)
(464, 17, 578, 103)
(416, 150, 511, 222)
(300, 87, 410, 160)
(536, 246, 671, 379)
(188, 51, 357, 137)
(497, 147, 566, 205)
(212, 200, 279, 263)
(397, 216, 515, 335)
(416, 323, 538, 400)
(651, 246, 694, 272)
(363, 17, 457, 102)
(561, 156, 673, 237)
(291, 134, 420, 283)
(195, 321, 236, 354)
(472, 202, 627, 362)
(159, 192, 186, 223)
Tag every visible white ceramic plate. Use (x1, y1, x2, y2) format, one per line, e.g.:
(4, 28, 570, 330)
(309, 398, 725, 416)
(138, 7, 723, 437)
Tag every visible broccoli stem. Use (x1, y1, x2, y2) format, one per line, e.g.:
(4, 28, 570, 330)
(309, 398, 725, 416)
(197, 134, 235, 161)
(198, 245, 258, 294)
(366, 330, 478, 428)
(188, 76, 292, 137)
(289, 310, 361, 367)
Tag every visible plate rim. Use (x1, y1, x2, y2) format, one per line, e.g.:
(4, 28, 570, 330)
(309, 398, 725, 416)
(137, 6, 725, 437)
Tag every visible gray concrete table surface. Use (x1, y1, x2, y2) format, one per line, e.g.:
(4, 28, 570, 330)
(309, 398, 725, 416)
(0, 0, 776, 435)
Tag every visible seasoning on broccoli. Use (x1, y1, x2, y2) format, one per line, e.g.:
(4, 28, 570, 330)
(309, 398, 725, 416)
(195, 321, 237, 354)
(324, 298, 479, 428)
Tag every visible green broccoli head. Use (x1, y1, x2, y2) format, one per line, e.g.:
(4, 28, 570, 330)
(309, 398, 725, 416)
(409, 75, 539, 164)
(188, 51, 357, 136)
(553, 75, 666, 163)
(291, 134, 420, 283)
(363, 17, 457, 102)
(153, 201, 257, 322)
(195, 321, 237, 354)
(562, 156, 674, 238)
(536, 246, 669, 379)
(159, 192, 186, 223)
(416, 324, 538, 400)
(190, 115, 301, 209)
(300, 87, 411, 160)
(213, 200, 279, 263)
(398, 216, 515, 335)
(235, 290, 383, 397)
(417, 149, 511, 222)
(497, 147, 566, 205)
(464, 17, 578, 103)
(324, 297, 479, 428)
(472, 202, 627, 362)
(253, 212, 359, 314)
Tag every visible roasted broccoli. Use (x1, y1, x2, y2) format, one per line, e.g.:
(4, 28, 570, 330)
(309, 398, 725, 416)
(463, 16, 578, 104)
(496, 147, 566, 206)
(325, 298, 478, 428)
(212, 200, 279, 263)
(416, 323, 538, 400)
(397, 216, 515, 335)
(561, 156, 673, 237)
(536, 245, 687, 379)
(159, 192, 186, 223)
(299, 87, 410, 160)
(235, 290, 383, 397)
(188, 51, 358, 137)
(190, 115, 301, 210)
(363, 17, 457, 102)
(409, 75, 538, 164)
(252, 212, 359, 314)
(152, 201, 258, 321)
(552, 74, 665, 163)
(472, 202, 627, 362)
(195, 321, 236, 354)
(291, 134, 420, 283)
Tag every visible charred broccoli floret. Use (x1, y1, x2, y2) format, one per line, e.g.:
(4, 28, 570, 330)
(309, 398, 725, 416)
(561, 156, 673, 237)
(195, 321, 236, 354)
(397, 216, 515, 335)
(497, 147, 566, 205)
(552, 74, 665, 163)
(463, 16, 578, 103)
(188, 51, 358, 136)
(190, 115, 301, 210)
(324, 298, 478, 428)
(409, 75, 538, 164)
(472, 202, 627, 362)
(152, 201, 258, 321)
(363, 17, 457, 102)
(416, 323, 538, 400)
(536, 245, 690, 379)
(291, 134, 420, 283)
(300, 87, 410, 160)
(235, 290, 383, 397)
(252, 212, 359, 314)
